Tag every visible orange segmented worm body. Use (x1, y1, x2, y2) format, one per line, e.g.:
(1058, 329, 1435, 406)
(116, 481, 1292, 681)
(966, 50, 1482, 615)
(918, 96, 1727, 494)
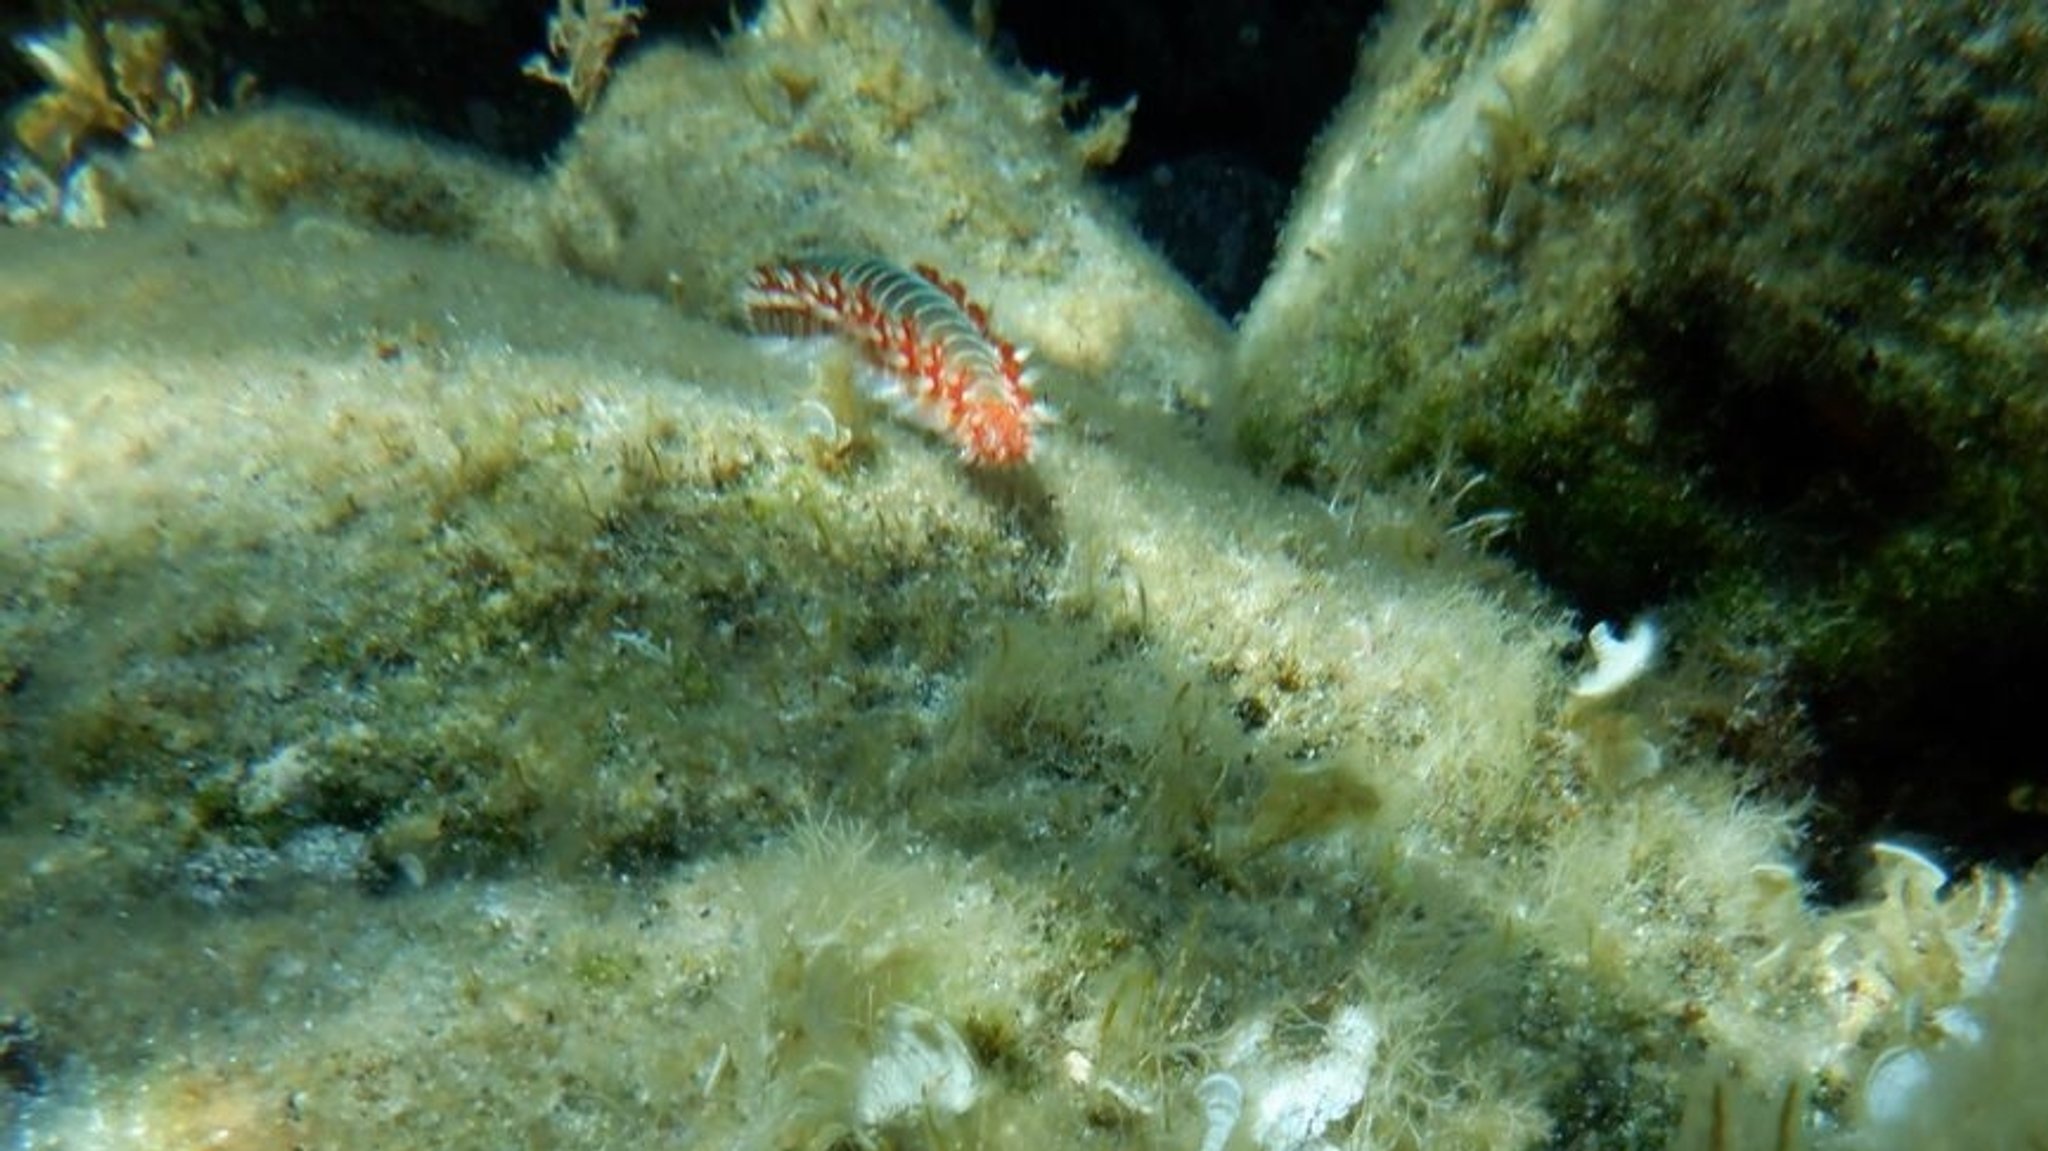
(743, 256, 1047, 466)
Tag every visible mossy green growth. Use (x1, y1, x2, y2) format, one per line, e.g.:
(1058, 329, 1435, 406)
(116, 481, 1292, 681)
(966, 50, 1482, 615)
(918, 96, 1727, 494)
(1229, 0, 2048, 848)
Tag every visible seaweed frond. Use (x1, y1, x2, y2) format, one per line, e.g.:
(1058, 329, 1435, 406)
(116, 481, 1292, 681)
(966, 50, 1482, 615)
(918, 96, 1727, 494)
(522, 0, 646, 113)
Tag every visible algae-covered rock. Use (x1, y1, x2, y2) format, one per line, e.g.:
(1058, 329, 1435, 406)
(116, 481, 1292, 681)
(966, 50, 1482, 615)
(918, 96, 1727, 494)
(0, 208, 1580, 1151)
(501, 0, 1229, 409)
(1230, 0, 2048, 862)
(2, 1, 2044, 1149)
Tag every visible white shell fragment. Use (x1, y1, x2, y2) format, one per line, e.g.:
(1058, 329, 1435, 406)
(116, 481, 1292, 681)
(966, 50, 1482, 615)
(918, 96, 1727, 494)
(1570, 617, 1660, 699)
(1249, 1005, 1380, 1151)
(1196, 1073, 1244, 1151)
(1863, 1043, 1932, 1125)
(855, 1005, 979, 1127)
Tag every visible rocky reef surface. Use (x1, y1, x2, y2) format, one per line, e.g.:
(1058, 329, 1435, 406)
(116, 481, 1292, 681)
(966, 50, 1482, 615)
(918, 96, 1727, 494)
(2, 2, 2044, 1148)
